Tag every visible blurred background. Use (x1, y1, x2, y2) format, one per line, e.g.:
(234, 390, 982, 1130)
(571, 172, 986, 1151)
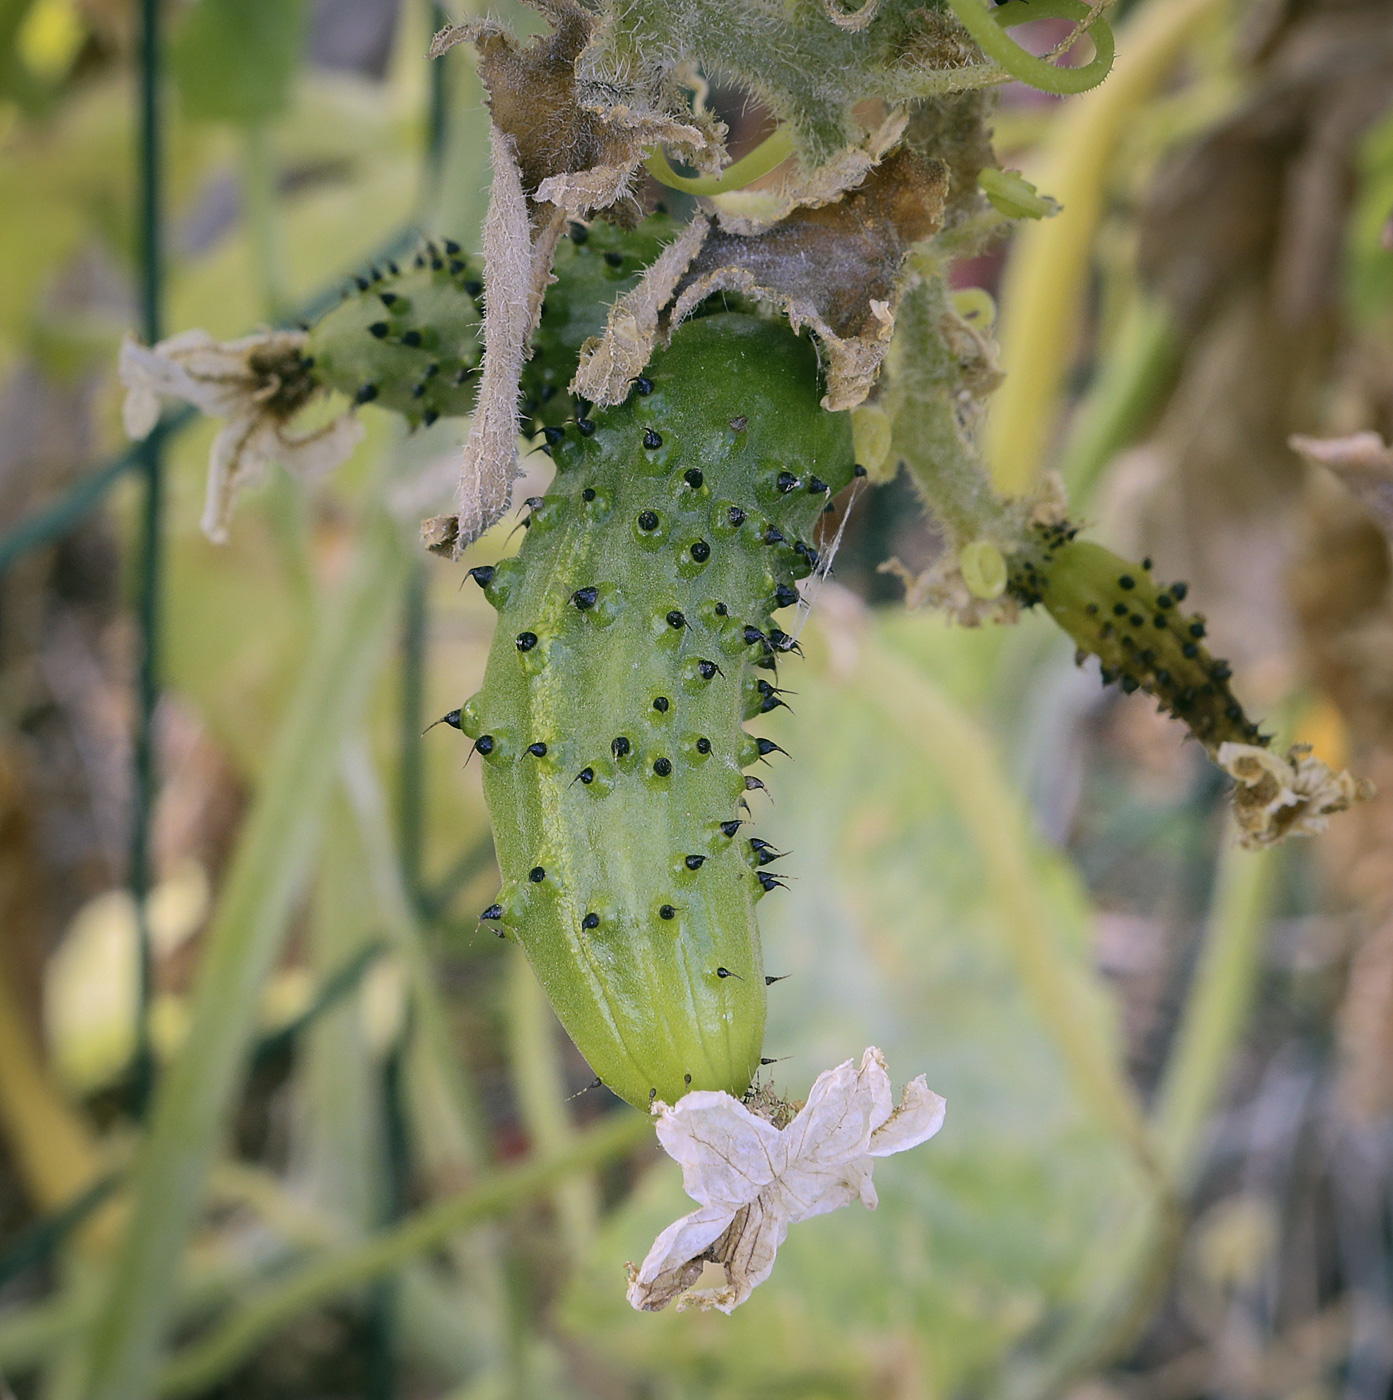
(1, 0, 1392, 1396)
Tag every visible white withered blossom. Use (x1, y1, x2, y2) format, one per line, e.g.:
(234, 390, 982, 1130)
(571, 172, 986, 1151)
(627, 1047, 945, 1314)
(1217, 741, 1374, 850)
(119, 330, 364, 543)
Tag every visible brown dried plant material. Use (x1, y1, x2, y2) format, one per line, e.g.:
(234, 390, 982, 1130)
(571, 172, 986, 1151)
(903, 89, 995, 228)
(570, 215, 711, 406)
(1291, 431, 1393, 544)
(429, 0, 711, 206)
(1217, 742, 1373, 851)
(577, 151, 949, 413)
(708, 111, 910, 237)
(671, 151, 949, 410)
(423, 127, 566, 558)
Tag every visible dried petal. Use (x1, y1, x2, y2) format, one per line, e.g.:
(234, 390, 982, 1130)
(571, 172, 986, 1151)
(1218, 741, 1375, 850)
(653, 1088, 782, 1210)
(119, 329, 359, 544)
(627, 1047, 945, 1314)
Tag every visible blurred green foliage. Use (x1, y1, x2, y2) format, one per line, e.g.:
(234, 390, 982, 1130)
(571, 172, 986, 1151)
(171, 0, 309, 126)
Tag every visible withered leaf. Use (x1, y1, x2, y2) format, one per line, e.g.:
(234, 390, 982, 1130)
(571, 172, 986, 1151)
(432, 0, 709, 208)
(669, 150, 949, 409)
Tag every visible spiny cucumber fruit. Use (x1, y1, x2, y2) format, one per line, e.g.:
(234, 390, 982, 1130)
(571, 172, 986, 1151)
(304, 216, 680, 432)
(458, 313, 855, 1109)
(307, 241, 484, 429)
(1008, 524, 1265, 752)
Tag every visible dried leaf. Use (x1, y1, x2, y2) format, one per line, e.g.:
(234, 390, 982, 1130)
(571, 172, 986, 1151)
(432, 0, 710, 205)
(669, 151, 950, 409)
(569, 214, 710, 405)
(427, 127, 566, 558)
(534, 163, 638, 216)
(709, 111, 909, 237)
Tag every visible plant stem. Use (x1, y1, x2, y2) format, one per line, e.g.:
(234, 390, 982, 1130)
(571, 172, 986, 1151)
(1154, 837, 1282, 1185)
(889, 273, 1009, 545)
(943, 0, 1115, 96)
(242, 121, 287, 322)
(156, 1110, 650, 1398)
(985, 0, 1230, 494)
(860, 641, 1163, 1188)
(644, 126, 795, 197)
(77, 510, 413, 1400)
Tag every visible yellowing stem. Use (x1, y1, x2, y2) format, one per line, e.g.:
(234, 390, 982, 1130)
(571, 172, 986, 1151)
(986, 0, 1230, 493)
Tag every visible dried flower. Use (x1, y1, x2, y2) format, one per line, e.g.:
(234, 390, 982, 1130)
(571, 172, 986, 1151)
(627, 1047, 945, 1314)
(1217, 741, 1374, 850)
(119, 330, 363, 544)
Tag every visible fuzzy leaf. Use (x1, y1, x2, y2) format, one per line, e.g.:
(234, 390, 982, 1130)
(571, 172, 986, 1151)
(431, 0, 712, 203)
(577, 0, 988, 170)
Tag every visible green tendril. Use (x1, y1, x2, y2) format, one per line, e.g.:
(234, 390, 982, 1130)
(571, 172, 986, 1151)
(944, 0, 1116, 96)
(644, 127, 795, 197)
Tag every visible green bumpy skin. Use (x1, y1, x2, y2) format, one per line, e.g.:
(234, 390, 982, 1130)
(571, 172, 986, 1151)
(307, 242, 485, 428)
(1008, 525, 1266, 752)
(460, 313, 855, 1109)
(304, 218, 680, 431)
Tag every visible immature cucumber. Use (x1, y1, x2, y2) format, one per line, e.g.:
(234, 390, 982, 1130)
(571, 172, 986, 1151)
(460, 314, 855, 1109)
(305, 216, 681, 431)
(307, 243, 485, 428)
(1008, 524, 1264, 752)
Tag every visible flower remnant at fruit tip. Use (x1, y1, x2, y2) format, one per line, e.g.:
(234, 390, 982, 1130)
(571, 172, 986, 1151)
(627, 1047, 945, 1314)
(1217, 742, 1375, 851)
(119, 330, 362, 545)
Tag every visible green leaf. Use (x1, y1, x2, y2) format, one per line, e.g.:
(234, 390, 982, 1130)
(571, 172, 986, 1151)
(170, 0, 309, 127)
